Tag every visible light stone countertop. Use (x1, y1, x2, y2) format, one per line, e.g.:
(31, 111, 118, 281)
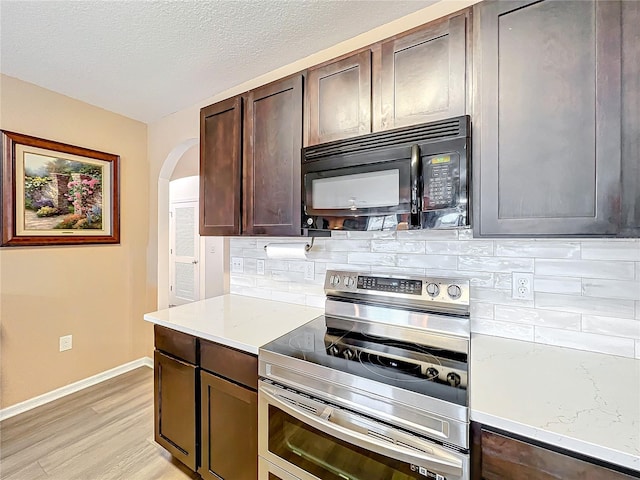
(145, 295, 639, 472)
(471, 334, 640, 472)
(144, 294, 323, 355)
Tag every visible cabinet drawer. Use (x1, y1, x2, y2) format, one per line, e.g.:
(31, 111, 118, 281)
(154, 324, 197, 364)
(200, 339, 258, 390)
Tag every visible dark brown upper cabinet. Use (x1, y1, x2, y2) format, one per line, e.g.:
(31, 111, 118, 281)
(243, 75, 303, 236)
(376, 11, 469, 131)
(200, 97, 243, 236)
(306, 50, 372, 145)
(200, 75, 303, 236)
(474, 0, 626, 237)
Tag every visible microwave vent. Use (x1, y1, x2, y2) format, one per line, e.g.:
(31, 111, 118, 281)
(303, 116, 467, 161)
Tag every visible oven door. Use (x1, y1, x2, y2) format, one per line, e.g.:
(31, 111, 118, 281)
(259, 380, 469, 480)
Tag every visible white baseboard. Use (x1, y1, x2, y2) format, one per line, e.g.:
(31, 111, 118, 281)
(0, 356, 153, 422)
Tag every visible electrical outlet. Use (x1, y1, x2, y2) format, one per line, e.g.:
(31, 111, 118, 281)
(257, 259, 265, 275)
(512, 272, 534, 300)
(231, 257, 244, 273)
(304, 261, 315, 281)
(59, 335, 72, 352)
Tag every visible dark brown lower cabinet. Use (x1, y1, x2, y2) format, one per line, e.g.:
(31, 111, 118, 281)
(199, 370, 258, 480)
(472, 423, 637, 480)
(154, 350, 198, 471)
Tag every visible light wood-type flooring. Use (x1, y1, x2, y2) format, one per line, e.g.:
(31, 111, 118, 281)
(0, 367, 199, 480)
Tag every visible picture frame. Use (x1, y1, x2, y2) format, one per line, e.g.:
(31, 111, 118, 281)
(1, 130, 120, 246)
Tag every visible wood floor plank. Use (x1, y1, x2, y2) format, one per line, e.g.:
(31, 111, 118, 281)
(0, 366, 196, 480)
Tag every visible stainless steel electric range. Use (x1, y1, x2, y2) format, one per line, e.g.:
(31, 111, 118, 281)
(258, 270, 471, 480)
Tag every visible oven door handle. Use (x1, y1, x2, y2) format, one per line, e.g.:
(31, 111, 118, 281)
(260, 385, 464, 477)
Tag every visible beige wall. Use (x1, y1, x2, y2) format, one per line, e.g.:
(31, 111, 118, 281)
(147, 0, 480, 309)
(0, 74, 152, 408)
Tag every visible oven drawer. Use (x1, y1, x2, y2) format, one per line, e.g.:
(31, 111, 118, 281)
(259, 457, 303, 480)
(259, 380, 470, 480)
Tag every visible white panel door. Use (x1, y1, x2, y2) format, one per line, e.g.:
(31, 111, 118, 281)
(169, 201, 200, 306)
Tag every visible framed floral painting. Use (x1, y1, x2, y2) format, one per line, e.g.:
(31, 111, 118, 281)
(1, 131, 120, 246)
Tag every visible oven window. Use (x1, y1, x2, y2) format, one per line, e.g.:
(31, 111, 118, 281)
(269, 405, 421, 480)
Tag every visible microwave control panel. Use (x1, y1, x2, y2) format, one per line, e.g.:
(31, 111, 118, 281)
(422, 153, 460, 210)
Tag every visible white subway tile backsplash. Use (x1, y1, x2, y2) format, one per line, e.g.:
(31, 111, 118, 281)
(470, 302, 494, 319)
(494, 305, 581, 330)
(370, 266, 427, 276)
(396, 229, 459, 240)
(348, 252, 396, 266)
(228, 236, 640, 357)
(535, 293, 635, 318)
(271, 291, 307, 305)
(582, 315, 640, 339)
(582, 279, 640, 300)
(316, 239, 370, 252)
(457, 228, 473, 240)
(423, 270, 494, 287)
(371, 240, 425, 254)
(535, 259, 635, 280)
(459, 256, 534, 273)
(493, 273, 512, 290)
(471, 287, 534, 308)
(424, 240, 493, 256)
(230, 274, 257, 288)
(533, 276, 582, 295)
(534, 326, 635, 358)
(397, 254, 458, 270)
(471, 318, 534, 342)
(495, 241, 580, 259)
(346, 231, 396, 240)
(581, 240, 640, 261)
(230, 285, 272, 300)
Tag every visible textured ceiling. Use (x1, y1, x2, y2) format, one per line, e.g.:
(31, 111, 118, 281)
(0, 0, 435, 123)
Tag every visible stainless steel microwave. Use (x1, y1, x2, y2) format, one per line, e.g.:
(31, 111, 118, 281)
(301, 116, 470, 235)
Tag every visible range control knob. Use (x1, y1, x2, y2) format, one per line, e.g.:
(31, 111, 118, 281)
(426, 282, 440, 297)
(447, 372, 461, 387)
(343, 349, 356, 360)
(327, 345, 340, 356)
(343, 276, 356, 288)
(329, 274, 340, 287)
(447, 284, 462, 300)
(426, 367, 439, 379)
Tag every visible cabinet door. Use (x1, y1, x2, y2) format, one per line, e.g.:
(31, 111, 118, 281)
(377, 11, 468, 130)
(243, 75, 303, 236)
(621, 0, 640, 236)
(475, 0, 622, 236)
(479, 429, 636, 480)
(200, 96, 243, 236)
(154, 350, 198, 471)
(307, 51, 372, 145)
(200, 370, 258, 480)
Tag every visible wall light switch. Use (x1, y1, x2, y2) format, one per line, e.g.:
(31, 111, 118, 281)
(257, 259, 265, 275)
(59, 335, 72, 352)
(231, 257, 244, 273)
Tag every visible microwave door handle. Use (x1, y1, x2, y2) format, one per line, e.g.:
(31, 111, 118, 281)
(410, 144, 420, 215)
(260, 385, 463, 478)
